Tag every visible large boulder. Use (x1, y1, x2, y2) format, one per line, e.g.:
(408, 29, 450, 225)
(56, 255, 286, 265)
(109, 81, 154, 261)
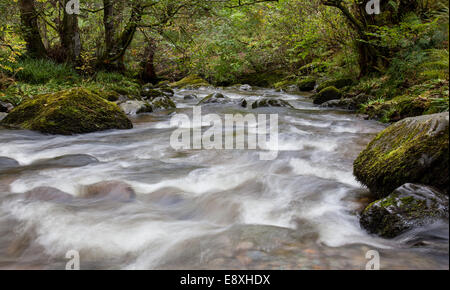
(354, 112, 449, 198)
(313, 86, 342, 105)
(1, 88, 132, 135)
(360, 184, 449, 238)
(297, 78, 317, 92)
(169, 75, 210, 89)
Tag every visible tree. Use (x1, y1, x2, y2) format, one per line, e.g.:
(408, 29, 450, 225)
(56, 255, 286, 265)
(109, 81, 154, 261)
(18, 0, 47, 58)
(321, 0, 420, 76)
(61, 0, 82, 64)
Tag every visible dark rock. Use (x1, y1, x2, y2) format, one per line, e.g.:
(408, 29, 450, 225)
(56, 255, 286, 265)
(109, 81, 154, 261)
(313, 86, 342, 105)
(354, 112, 449, 198)
(0, 101, 14, 113)
(298, 78, 316, 92)
(241, 99, 248, 108)
(32, 154, 99, 169)
(198, 93, 227, 104)
(81, 181, 136, 202)
(183, 94, 197, 100)
(252, 98, 294, 109)
(360, 184, 449, 238)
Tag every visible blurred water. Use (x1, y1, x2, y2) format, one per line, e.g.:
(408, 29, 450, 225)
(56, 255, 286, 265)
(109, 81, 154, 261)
(0, 87, 448, 270)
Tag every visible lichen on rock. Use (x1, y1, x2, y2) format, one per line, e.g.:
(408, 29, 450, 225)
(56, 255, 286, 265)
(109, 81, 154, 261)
(1, 88, 133, 135)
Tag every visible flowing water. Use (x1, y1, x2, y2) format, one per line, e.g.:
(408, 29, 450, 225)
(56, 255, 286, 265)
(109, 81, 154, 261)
(0, 87, 448, 270)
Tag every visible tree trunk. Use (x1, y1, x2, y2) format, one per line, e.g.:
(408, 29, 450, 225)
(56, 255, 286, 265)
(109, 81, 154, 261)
(141, 39, 157, 84)
(61, 0, 82, 64)
(18, 0, 47, 58)
(99, 2, 143, 70)
(103, 0, 115, 56)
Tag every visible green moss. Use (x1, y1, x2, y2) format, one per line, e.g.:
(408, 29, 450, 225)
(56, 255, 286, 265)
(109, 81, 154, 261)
(354, 113, 449, 198)
(297, 78, 317, 91)
(316, 78, 354, 92)
(1, 88, 133, 135)
(169, 75, 210, 89)
(313, 86, 342, 105)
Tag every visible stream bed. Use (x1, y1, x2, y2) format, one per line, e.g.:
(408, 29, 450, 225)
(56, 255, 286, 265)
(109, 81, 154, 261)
(0, 87, 448, 270)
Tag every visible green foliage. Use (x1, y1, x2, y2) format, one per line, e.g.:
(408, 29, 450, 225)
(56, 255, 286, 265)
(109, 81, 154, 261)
(13, 58, 80, 85)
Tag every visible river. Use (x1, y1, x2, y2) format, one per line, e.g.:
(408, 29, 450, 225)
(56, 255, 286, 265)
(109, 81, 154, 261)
(0, 87, 448, 269)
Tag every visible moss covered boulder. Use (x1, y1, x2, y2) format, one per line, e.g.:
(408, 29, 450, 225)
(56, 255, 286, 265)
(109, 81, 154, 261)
(354, 112, 449, 198)
(1, 88, 133, 135)
(297, 78, 317, 92)
(313, 86, 342, 105)
(316, 78, 354, 92)
(169, 75, 210, 89)
(360, 183, 449, 238)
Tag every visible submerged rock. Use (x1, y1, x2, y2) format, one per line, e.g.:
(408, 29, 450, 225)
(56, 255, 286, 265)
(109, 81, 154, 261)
(32, 154, 99, 169)
(81, 181, 136, 202)
(360, 184, 449, 238)
(313, 86, 342, 105)
(354, 112, 449, 198)
(0, 157, 19, 170)
(24, 187, 74, 204)
(1, 88, 133, 135)
(251, 98, 294, 109)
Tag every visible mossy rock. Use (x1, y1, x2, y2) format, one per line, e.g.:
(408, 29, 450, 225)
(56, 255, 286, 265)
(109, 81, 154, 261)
(252, 98, 294, 109)
(313, 86, 342, 105)
(360, 183, 449, 238)
(169, 75, 210, 89)
(354, 112, 449, 198)
(298, 62, 326, 75)
(198, 93, 228, 104)
(141, 88, 166, 100)
(1, 88, 133, 135)
(297, 78, 317, 92)
(317, 78, 354, 92)
(150, 97, 176, 111)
